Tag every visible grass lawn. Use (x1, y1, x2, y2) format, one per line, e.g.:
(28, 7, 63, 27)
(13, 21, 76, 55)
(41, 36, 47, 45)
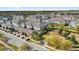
(0, 44, 7, 51)
(8, 44, 18, 51)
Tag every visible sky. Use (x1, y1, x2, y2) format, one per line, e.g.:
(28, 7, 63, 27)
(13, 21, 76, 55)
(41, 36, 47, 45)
(0, 7, 79, 11)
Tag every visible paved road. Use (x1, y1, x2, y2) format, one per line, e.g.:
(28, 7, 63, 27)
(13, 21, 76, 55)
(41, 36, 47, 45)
(0, 30, 48, 51)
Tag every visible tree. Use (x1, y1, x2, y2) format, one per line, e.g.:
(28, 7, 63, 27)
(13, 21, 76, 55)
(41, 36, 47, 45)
(70, 35, 78, 45)
(64, 20, 70, 26)
(60, 39, 73, 50)
(63, 31, 71, 38)
(31, 23, 34, 30)
(0, 24, 2, 27)
(24, 24, 27, 28)
(18, 19, 22, 27)
(43, 32, 73, 50)
(6, 26, 8, 29)
(76, 26, 79, 33)
(18, 44, 31, 51)
(58, 26, 64, 35)
(32, 31, 41, 41)
(46, 24, 53, 31)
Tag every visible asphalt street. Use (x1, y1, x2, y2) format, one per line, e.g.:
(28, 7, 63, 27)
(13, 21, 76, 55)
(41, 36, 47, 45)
(0, 30, 48, 51)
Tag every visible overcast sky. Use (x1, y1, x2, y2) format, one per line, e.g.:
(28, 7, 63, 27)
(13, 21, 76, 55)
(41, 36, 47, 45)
(0, 7, 79, 11)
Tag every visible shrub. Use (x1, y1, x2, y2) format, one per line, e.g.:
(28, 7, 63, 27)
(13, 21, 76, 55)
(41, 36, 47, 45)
(70, 35, 78, 45)
(43, 32, 73, 50)
(32, 31, 41, 41)
(18, 44, 31, 51)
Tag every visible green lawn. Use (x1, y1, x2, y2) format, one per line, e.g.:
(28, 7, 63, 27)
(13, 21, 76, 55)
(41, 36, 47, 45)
(52, 27, 78, 33)
(0, 47, 6, 51)
(0, 44, 7, 51)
